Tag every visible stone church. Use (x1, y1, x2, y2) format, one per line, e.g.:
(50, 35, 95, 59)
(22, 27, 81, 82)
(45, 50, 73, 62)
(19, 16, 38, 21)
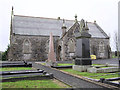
(8, 8, 111, 61)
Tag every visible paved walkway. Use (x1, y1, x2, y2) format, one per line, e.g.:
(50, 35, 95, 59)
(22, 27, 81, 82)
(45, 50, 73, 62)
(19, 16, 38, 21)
(32, 62, 110, 89)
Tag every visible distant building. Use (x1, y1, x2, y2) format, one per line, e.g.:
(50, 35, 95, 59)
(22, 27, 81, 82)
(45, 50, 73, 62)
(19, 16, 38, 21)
(8, 8, 111, 61)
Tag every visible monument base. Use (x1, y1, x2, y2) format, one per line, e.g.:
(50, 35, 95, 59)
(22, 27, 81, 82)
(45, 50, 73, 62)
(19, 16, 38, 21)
(73, 58, 92, 72)
(75, 58, 92, 65)
(73, 65, 91, 72)
(45, 61, 57, 67)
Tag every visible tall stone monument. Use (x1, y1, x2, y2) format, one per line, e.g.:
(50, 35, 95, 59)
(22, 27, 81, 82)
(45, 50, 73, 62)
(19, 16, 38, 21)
(45, 33, 57, 66)
(73, 19, 92, 72)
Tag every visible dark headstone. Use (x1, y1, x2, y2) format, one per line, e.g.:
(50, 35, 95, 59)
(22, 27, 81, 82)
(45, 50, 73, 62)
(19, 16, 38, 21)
(115, 51, 117, 56)
(73, 19, 92, 72)
(74, 28, 91, 65)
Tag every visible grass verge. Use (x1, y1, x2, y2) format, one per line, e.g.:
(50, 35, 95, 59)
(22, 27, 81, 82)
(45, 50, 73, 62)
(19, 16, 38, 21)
(1, 67, 33, 71)
(57, 63, 74, 66)
(2, 79, 70, 88)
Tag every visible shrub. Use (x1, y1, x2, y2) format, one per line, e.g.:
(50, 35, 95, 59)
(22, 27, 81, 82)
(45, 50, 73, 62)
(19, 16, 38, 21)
(2, 45, 10, 61)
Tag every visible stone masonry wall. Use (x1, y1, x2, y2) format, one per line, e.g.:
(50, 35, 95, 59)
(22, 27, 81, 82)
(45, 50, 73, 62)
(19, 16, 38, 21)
(90, 38, 111, 59)
(8, 35, 59, 61)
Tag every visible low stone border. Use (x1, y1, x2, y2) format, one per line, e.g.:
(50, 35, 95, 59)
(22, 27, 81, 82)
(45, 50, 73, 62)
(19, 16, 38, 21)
(89, 73, 117, 77)
(1, 64, 32, 68)
(1, 62, 32, 68)
(1, 70, 44, 75)
(2, 73, 54, 82)
(87, 67, 119, 73)
(105, 77, 120, 81)
(99, 78, 120, 87)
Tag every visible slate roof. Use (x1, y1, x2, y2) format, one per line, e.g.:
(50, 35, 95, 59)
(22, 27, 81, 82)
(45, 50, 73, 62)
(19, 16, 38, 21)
(12, 15, 74, 36)
(12, 15, 109, 38)
(87, 22, 109, 38)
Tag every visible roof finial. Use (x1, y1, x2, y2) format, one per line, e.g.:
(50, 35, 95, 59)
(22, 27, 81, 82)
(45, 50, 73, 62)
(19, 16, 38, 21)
(62, 19, 67, 29)
(94, 20, 96, 23)
(75, 14, 77, 22)
(85, 21, 89, 30)
(11, 6, 14, 15)
(12, 6, 14, 11)
(62, 19, 66, 27)
(63, 19, 65, 24)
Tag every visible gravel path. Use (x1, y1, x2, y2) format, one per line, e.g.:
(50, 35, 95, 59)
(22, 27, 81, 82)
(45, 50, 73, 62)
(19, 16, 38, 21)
(32, 63, 110, 89)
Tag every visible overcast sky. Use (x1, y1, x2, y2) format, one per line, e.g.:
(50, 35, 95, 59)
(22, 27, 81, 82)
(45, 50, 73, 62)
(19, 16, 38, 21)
(0, 0, 119, 51)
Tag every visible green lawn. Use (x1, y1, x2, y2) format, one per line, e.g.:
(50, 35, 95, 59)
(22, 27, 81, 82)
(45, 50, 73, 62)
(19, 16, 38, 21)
(112, 55, 118, 58)
(91, 74, 118, 79)
(100, 66, 110, 68)
(1, 67, 33, 71)
(61, 69, 118, 79)
(2, 79, 67, 88)
(58, 63, 74, 66)
(1, 67, 70, 88)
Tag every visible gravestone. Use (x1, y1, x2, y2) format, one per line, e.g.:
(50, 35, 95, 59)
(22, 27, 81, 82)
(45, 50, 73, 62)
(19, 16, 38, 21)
(45, 33, 57, 66)
(73, 19, 92, 72)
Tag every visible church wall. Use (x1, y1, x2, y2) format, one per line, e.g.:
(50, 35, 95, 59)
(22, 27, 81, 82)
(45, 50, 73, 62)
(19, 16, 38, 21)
(90, 38, 110, 59)
(8, 34, 59, 61)
(59, 35, 110, 60)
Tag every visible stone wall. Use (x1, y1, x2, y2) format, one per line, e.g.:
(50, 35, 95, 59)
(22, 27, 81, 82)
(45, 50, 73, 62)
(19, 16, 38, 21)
(8, 34, 59, 61)
(90, 38, 111, 59)
(60, 37, 110, 60)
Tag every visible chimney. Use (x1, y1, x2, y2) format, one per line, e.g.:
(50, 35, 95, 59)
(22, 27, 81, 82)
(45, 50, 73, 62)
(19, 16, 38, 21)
(94, 20, 96, 23)
(58, 17, 60, 20)
(74, 14, 78, 22)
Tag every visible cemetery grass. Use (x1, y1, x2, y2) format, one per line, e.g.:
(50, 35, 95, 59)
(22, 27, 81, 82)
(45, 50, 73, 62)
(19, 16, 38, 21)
(2, 79, 70, 88)
(61, 69, 118, 79)
(112, 55, 118, 58)
(1, 67, 33, 71)
(40, 63, 74, 66)
(58, 63, 74, 66)
(92, 64, 104, 66)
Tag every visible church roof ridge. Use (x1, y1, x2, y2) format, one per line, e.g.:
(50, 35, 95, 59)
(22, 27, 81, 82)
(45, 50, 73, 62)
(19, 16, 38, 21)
(14, 15, 74, 22)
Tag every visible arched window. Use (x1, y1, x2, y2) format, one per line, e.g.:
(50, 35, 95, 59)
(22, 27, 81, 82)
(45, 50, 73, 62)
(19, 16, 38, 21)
(23, 39, 31, 53)
(68, 38, 75, 53)
(99, 42, 104, 52)
(92, 45, 96, 55)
